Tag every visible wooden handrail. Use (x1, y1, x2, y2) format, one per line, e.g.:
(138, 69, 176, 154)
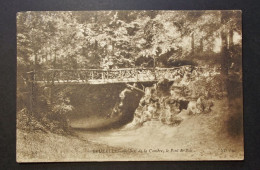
(34, 66, 192, 72)
(28, 66, 212, 85)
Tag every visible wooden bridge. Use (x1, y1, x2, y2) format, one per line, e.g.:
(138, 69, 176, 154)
(28, 66, 195, 85)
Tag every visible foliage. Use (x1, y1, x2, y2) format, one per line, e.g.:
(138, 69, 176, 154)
(17, 84, 74, 134)
(188, 74, 227, 99)
(17, 108, 47, 132)
(44, 87, 74, 133)
(17, 11, 242, 70)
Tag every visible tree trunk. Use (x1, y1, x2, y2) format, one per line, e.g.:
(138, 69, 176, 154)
(191, 32, 195, 55)
(111, 41, 115, 55)
(199, 38, 203, 53)
(220, 11, 230, 76)
(221, 31, 229, 75)
(228, 30, 234, 70)
(228, 30, 234, 49)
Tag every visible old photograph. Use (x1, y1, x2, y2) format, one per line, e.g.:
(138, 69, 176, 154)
(16, 10, 243, 162)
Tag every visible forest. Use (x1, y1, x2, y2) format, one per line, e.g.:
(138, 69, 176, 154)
(17, 11, 241, 71)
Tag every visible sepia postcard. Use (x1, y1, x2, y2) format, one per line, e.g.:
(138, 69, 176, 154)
(16, 10, 243, 162)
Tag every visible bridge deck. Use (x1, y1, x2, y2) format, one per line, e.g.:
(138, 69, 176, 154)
(29, 66, 195, 85)
(35, 79, 160, 85)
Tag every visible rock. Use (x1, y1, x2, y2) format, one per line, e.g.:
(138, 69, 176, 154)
(203, 99, 214, 113)
(142, 110, 152, 122)
(157, 78, 172, 95)
(187, 101, 200, 114)
(196, 97, 204, 113)
(147, 104, 157, 115)
(187, 97, 214, 115)
(167, 115, 183, 125)
(139, 98, 146, 106)
(119, 88, 132, 100)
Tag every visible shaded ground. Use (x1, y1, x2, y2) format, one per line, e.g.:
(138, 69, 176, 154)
(16, 129, 147, 162)
(74, 99, 244, 160)
(17, 99, 243, 161)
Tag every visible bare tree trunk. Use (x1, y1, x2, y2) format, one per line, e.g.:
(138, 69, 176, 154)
(199, 38, 203, 53)
(112, 41, 115, 55)
(220, 11, 230, 76)
(228, 30, 234, 71)
(221, 31, 229, 75)
(229, 30, 234, 49)
(191, 32, 195, 55)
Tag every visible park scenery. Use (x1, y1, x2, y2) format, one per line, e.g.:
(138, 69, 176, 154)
(16, 10, 243, 162)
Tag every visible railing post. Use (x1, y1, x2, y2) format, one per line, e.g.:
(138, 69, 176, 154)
(119, 70, 122, 80)
(101, 71, 104, 81)
(91, 71, 94, 80)
(52, 71, 55, 85)
(154, 68, 157, 81)
(135, 68, 138, 81)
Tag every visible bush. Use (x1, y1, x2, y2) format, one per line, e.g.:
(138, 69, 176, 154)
(187, 71, 226, 99)
(44, 89, 74, 133)
(17, 85, 75, 135)
(17, 108, 47, 132)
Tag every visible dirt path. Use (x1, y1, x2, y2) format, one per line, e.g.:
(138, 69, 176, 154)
(74, 100, 244, 160)
(17, 100, 243, 162)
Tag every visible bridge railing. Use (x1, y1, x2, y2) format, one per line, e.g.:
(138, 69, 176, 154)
(30, 66, 195, 84)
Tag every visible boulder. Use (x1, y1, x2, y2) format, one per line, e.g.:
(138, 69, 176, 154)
(187, 97, 214, 115)
(167, 115, 183, 126)
(157, 78, 172, 95)
(187, 101, 200, 114)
